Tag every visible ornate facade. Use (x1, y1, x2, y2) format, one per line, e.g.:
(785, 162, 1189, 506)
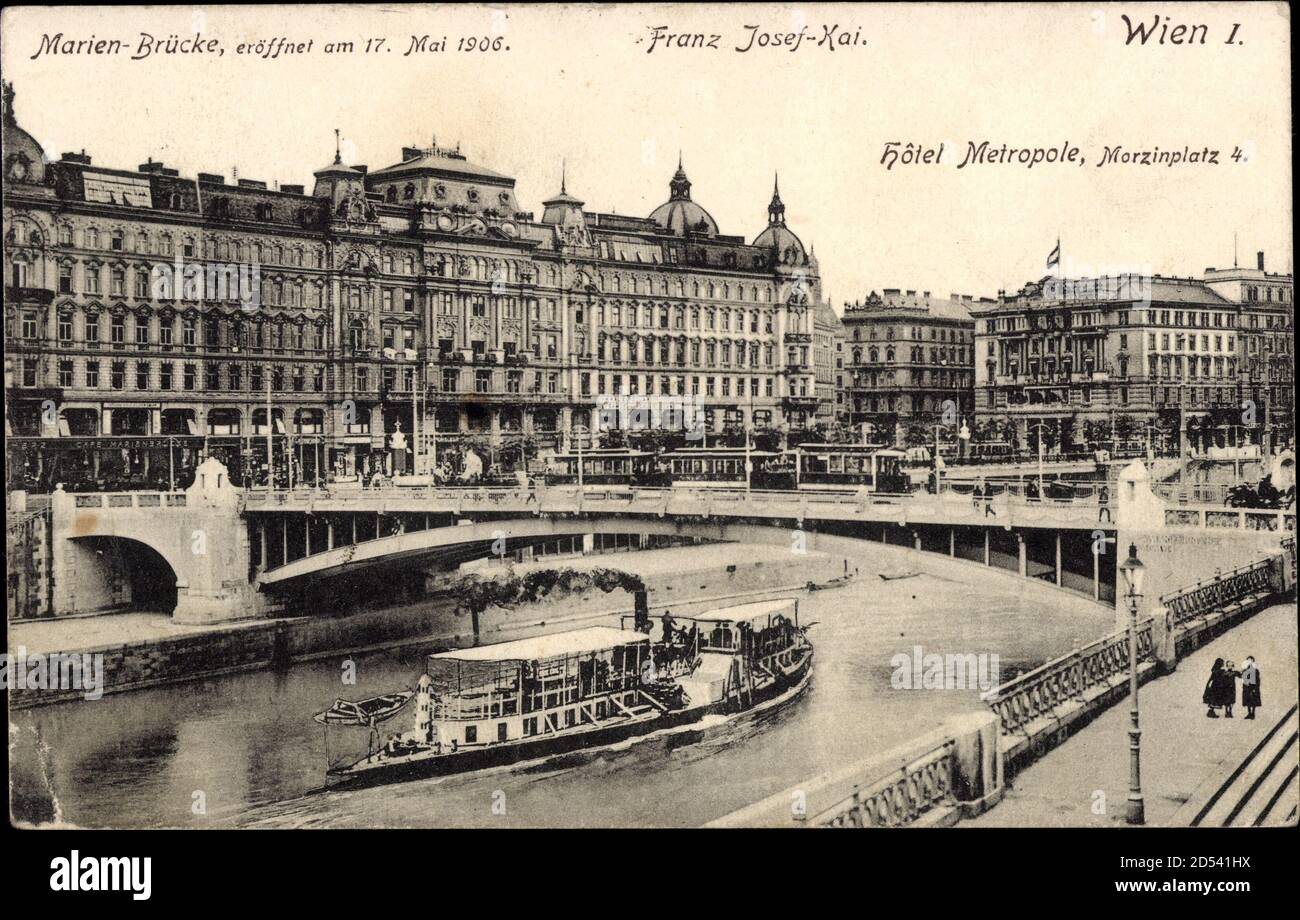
(3, 85, 827, 488)
(840, 290, 979, 438)
(970, 260, 1295, 453)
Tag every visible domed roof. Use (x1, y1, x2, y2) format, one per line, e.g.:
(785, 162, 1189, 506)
(753, 223, 806, 262)
(752, 174, 806, 264)
(1, 82, 47, 185)
(648, 158, 719, 237)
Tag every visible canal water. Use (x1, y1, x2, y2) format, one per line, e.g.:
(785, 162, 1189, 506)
(10, 563, 1114, 828)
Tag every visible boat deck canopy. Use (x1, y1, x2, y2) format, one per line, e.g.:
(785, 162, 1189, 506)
(428, 626, 651, 664)
(690, 598, 798, 626)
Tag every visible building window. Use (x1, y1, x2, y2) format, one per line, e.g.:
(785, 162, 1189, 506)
(85, 360, 100, 388)
(58, 360, 74, 387)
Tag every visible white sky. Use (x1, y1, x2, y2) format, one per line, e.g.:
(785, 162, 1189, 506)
(2, 3, 1292, 308)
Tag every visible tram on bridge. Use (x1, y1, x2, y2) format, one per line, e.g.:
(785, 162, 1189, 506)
(542, 449, 669, 487)
(794, 444, 911, 493)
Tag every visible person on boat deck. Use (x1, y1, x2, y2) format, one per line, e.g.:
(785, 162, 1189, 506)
(661, 611, 676, 643)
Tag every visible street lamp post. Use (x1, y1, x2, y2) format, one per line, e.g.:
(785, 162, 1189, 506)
(1028, 420, 1050, 493)
(1118, 542, 1147, 825)
(571, 423, 588, 490)
(931, 423, 951, 493)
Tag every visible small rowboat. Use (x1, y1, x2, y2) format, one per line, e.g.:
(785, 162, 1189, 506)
(313, 691, 414, 726)
(879, 570, 920, 581)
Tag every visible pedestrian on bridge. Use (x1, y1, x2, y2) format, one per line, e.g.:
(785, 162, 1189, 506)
(1097, 484, 1112, 523)
(1240, 656, 1262, 719)
(1202, 657, 1237, 718)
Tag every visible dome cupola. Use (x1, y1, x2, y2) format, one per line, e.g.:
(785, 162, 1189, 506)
(752, 173, 807, 265)
(648, 154, 719, 236)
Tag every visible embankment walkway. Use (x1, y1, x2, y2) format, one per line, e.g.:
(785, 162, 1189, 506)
(965, 602, 1297, 827)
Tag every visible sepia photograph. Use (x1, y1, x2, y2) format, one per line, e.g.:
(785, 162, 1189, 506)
(2, 0, 1294, 901)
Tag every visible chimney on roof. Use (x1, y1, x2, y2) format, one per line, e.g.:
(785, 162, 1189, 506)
(402, 146, 424, 161)
(138, 159, 165, 174)
(237, 179, 267, 190)
(198, 172, 225, 185)
(1257, 251, 1265, 271)
(62, 150, 91, 165)
(281, 184, 304, 195)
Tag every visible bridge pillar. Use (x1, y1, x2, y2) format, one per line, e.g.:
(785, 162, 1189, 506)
(172, 458, 260, 625)
(1055, 533, 1062, 587)
(327, 519, 335, 550)
(1017, 534, 1027, 578)
(258, 520, 267, 572)
(983, 530, 990, 566)
(949, 528, 955, 558)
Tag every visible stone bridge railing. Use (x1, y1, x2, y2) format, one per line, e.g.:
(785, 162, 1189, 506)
(1162, 505, 1295, 532)
(72, 491, 189, 509)
(705, 712, 1003, 828)
(813, 737, 958, 828)
(1160, 558, 1279, 631)
(981, 620, 1156, 738)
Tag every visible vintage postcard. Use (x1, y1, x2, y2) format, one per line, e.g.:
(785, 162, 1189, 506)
(2, 0, 1294, 895)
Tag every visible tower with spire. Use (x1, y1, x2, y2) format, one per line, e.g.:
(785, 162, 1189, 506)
(668, 153, 692, 201)
(541, 161, 589, 246)
(767, 173, 786, 227)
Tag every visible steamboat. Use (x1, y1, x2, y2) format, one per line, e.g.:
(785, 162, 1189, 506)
(316, 598, 813, 787)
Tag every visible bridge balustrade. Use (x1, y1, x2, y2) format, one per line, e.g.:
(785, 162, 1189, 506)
(981, 622, 1155, 736)
(71, 491, 187, 509)
(1160, 558, 1279, 630)
(814, 738, 957, 828)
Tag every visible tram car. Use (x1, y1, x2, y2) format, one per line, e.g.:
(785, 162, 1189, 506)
(792, 444, 912, 494)
(662, 447, 797, 490)
(543, 449, 669, 487)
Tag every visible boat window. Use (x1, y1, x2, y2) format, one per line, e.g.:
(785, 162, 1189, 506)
(465, 725, 478, 744)
(497, 723, 508, 742)
(564, 709, 576, 727)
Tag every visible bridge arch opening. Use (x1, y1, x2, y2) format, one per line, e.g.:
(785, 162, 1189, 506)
(73, 536, 179, 614)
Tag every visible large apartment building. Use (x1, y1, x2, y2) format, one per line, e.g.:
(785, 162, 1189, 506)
(3, 84, 828, 489)
(970, 258, 1294, 453)
(840, 289, 979, 439)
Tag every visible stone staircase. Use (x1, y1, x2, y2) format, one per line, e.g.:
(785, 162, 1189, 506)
(1173, 702, 1299, 827)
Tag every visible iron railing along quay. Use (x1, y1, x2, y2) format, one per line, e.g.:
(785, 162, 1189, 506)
(813, 738, 957, 828)
(1159, 558, 1278, 629)
(980, 621, 1155, 736)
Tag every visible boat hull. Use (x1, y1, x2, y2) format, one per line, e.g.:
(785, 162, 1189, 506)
(328, 648, 813, 789)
